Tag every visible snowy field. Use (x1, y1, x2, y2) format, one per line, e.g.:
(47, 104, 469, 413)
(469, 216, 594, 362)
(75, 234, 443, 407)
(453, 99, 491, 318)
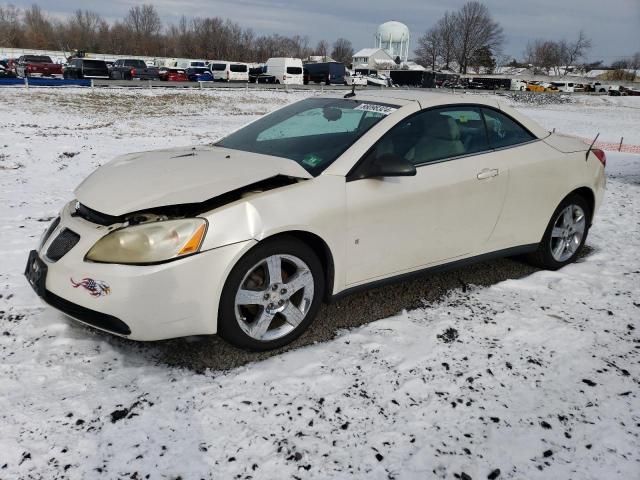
(0, 88, 639, 480)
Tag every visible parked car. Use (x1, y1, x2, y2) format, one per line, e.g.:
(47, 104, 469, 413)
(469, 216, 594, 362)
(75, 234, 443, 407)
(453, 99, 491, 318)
(15, 55, 62, 78)
(210, 62, 250, 82)
(159, 68, 189, 82)
(63, 59, 110, 79)
(109, 59, 160, 80)
(0, 60, 13, 78)
(526, 82, 558, 93)
(24, 91, 606, 351)
(249, 65, 276, 84)
(366, 73, 391, 87)
(510, 79, 527, 91)
(607, 85, 627, 96)
(550, 81, 575, 93)
(345, 70, 367, 86)
(265, 57, 304, 85)
(303, 62, 346, 85)
(192, 70, 214, 82)
(585, 82, 613, 93)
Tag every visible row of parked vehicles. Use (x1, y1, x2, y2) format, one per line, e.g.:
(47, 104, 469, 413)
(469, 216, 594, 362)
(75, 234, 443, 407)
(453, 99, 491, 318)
(1, 54, 370, 86)
(440, 76, 639, 95)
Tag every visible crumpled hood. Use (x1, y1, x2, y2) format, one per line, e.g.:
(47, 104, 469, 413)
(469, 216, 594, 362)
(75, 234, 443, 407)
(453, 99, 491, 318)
(74, 145, 311, 216)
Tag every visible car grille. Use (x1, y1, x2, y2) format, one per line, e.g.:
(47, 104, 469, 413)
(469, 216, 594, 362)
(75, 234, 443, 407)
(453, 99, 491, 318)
(46, 228, 80, 261)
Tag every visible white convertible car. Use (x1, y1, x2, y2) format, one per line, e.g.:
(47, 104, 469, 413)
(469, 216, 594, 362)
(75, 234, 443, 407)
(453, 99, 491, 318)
(25, 91, 606, 350)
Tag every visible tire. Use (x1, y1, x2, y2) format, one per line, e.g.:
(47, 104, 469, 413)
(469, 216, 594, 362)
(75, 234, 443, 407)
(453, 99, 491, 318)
(218, 236, 325, 350)
(527, 193, 591, 270)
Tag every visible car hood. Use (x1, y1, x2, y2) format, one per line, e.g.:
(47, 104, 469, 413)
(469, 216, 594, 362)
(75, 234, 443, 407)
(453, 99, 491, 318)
(74, 145, 312, 216)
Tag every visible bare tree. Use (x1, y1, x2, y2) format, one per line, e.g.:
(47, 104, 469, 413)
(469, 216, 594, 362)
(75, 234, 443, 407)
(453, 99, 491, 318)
(314, 40, 330, 61)
(451, 1, 504, 73)
(525, 39, 563, 74)
(124, 4, 162, 55)
(558, 30, 591, 75)
(415, 27, 440, 71)
(23, 4, 55, 50)
(437, 12, 456, 70)
(60, 10, 106, 53)
(0, 4, 23, 47)
(331, 38, 353, 65)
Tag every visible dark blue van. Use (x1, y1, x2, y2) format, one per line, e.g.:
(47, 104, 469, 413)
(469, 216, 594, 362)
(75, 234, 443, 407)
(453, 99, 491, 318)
(303, 62, 346, 85)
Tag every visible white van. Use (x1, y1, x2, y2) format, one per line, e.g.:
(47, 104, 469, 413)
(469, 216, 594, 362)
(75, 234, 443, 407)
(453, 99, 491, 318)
(210, 61, 249, 82)
(550, 81, 575, 93)
(509, 79, 527, 91)
(265, 57, 303, 85)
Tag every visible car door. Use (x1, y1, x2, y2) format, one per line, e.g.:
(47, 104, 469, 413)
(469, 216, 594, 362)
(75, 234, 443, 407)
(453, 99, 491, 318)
(344, 106, 509, 286)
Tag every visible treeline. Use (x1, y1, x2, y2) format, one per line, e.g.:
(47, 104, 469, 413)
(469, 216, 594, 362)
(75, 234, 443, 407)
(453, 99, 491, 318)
(0, 3, 354, 63)
(524, 32, 592, 75)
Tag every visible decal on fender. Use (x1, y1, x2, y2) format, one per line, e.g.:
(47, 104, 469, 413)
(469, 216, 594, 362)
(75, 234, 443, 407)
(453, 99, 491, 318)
(70, 278, 111, 297)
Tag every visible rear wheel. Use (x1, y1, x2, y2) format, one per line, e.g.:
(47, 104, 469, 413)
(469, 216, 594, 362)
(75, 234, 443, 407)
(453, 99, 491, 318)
(528, 194, 591, 270)
(218, 237, 324, 350)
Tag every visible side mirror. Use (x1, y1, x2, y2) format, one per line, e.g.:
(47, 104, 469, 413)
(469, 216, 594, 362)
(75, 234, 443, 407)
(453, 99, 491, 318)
(354, 153, 417, 180)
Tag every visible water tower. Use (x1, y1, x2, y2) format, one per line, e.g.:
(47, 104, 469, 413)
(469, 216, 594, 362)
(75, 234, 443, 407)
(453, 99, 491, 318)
(375, 21, 410, 63)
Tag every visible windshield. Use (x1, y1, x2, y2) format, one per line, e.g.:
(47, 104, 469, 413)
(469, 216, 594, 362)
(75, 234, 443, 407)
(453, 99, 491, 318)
(83, 60, 106, 68)
(25, 55, 52, 63)
(217, 98, 398, 175)
(287, 66, 303, 75)
(125, 60, 147, 68)
(230, 64, 247, 72)
(211, 63, 226, 71)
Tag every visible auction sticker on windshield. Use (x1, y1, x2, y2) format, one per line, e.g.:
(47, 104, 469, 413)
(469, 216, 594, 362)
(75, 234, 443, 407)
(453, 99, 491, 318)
(354, 103, 398, 115)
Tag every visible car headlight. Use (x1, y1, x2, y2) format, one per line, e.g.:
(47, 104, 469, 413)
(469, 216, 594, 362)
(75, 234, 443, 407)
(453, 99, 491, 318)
(86, 218, 207, 265)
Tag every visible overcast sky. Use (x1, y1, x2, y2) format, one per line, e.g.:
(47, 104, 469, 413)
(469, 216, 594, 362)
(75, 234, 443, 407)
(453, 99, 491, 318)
(7, 0, 640, 61)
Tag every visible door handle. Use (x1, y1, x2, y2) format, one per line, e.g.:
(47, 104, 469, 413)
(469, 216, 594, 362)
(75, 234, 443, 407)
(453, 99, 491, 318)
(477, 168, 499, 180)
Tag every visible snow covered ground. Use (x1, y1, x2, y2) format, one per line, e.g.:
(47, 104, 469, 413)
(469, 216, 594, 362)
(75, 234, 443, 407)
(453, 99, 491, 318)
(0, 88, 638, 480)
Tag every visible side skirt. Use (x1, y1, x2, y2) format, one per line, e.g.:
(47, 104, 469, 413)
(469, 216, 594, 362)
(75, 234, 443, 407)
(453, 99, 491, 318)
(329, 244, 539, 303)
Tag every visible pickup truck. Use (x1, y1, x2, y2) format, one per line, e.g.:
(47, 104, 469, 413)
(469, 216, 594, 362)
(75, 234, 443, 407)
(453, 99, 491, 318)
(63, 59, 110, 79)
(109, 59, 160, 80)
(15, 55, 62, 78)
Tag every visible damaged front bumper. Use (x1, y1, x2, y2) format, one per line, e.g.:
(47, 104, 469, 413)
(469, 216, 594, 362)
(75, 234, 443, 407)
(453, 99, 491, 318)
(25, 202, 255, 341)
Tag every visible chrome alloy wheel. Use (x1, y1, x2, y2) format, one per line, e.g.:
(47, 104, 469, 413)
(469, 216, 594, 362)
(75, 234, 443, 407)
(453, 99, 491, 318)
(550, 204, 586, 262)
(234, 254, 315, 341)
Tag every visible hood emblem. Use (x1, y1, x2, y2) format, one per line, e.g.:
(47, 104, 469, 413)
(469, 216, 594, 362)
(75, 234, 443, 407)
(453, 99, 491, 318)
(71, 277, 111, 297)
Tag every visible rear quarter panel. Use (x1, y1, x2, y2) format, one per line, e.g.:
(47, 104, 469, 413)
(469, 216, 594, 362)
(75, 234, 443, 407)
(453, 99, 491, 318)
(486, 140, 604, 251)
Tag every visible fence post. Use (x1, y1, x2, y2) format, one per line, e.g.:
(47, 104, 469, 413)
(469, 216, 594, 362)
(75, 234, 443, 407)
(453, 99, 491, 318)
(91, 79, 94, 91)
(24, 76, 29, 90)
(619, 137, 624, 152)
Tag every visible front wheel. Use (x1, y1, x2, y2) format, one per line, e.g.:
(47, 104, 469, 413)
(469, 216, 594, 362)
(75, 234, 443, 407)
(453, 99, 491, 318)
(528, 194, 591, 270)
(218, 237, 324, 350)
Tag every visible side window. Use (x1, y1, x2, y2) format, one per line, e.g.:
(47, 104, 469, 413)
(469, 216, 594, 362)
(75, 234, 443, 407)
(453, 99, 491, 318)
(482, 108, 536, 149)
(365, 107, 490, 166)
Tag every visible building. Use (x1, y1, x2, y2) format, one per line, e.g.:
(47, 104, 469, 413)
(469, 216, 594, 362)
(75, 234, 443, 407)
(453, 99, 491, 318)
(352, 48, 395, 70)
(375, 21, 410, 63)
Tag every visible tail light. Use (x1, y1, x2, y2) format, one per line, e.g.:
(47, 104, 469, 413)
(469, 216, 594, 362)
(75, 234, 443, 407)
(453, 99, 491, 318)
(226, 71, 230, 79)
(130, 68, 136, 77)
(592, 148, 606, 167)
(283, 74, 287, 81)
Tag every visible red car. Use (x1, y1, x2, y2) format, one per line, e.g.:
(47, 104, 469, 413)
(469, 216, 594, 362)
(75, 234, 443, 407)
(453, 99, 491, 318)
(15, 55, 63, 78)
(159, 68, 189, 82)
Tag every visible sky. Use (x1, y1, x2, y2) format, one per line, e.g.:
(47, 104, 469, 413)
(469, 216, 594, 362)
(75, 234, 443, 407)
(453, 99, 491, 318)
(5, 0, 640, 62)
